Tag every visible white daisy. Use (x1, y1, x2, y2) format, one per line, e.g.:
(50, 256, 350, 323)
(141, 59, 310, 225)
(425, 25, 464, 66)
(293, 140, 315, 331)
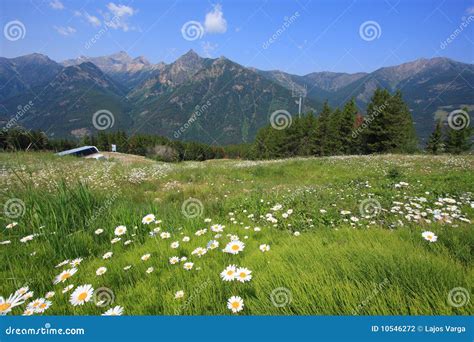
(227, 296, 244, 313)
(142, 214, 156, 225)
(174, 290, 184, 299)
(55, 259, 70, 268)
(6, 222, 18, 229)
(236, 267, 252, 282)
(102, 305, 124, 316)
(182, 236, 190, 242)
(70, 258, 83, 267)
(207, 240, 219, 249)
(171, 241, 180, 249)
(96, 267, 107, 276)
(259, 244, 270, 252)
(422, 231, 438, 242)
(146, 267, 154, 274)
(191, 247, 207, 257)
(169, 256, 180, 264)
(69, 284, 94, 306)
(111, 237, 121, 244)
(45, 291, 55, 299)
(94, 229, 104, 235)
(0, 292, 25, 315)
(224, 240, 245, 254)
(220, 265, 237, 281)
(123, 265, 132, 271)
(141, 253, 151, 261)
(160, 232, 171, 239)
(102, 252, 113, 259)
(53, 268, 77, 284)
(114, 225, 127, 236)
(211, 224, 224, 232)
(62, 284, 74, 293)
(183, 262, 194, 270)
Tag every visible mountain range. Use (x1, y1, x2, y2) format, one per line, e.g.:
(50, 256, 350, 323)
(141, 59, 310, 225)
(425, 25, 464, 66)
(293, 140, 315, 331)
(1, 50, 473, 145)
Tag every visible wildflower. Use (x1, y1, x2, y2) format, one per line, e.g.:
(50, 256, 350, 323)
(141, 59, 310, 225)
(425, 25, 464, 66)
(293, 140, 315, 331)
(207, 240, 219, 249)
(191, 247, 207, 257)
(111, 237, 121, 244)
(160, 232, 171, 239)
(183, 262, 194, 270)
(146, 267, 154, 274)
(142, 214, 156, 225)
(123, 265, 132, 271)
(45, 291, 55, 299)
(141, 254, 151, 261)
(236, 267, 252, 283)
(102, 305, 124, 316)
(171, 241, 179, 249)
(211, 224, 224, 232)
(53, 268, 77, 284)
(293, 231, 300, 236)
(70, 258, 83, 267)
(6, 222, 18, 229)
(220, 265, 237, 281)
(224, 240, 245, 254)
(62, 285, 74, 293)
(96, 267, 107, 276)
(0, 292, 25, 315)
(259, 244, 270, 252)
(174, 291, 184, 299)
(195, 229, 207, 236)
(227, 296, 244, 313)
(102, 252, 113, 259)
(422, 231, 438, 242)
(169, 256, 180, 264)
(182, 236, 190, 242)
(94, 229, 104, 235)
(69, 284, 94, 306)
(114, 226, 127, 236)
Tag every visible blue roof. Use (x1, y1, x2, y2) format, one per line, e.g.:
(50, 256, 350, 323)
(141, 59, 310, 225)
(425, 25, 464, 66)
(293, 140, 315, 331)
(56, 146, 99, 156)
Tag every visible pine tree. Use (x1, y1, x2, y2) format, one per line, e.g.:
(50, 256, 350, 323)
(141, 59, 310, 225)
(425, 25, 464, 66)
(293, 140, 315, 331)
(426, 120, 444, 154)
(314, 101, 332, 156)
(339, 99, 358, 154)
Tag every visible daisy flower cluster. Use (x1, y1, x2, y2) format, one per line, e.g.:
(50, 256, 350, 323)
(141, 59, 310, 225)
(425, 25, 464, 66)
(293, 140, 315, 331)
(220, 265, 252, 283)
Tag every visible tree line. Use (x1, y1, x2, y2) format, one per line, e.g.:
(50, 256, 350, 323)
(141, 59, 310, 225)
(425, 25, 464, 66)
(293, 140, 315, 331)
(1, 88, 471, 160)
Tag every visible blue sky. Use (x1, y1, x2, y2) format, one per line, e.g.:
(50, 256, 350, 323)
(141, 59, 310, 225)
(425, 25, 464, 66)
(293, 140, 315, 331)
(1, 0, 473, 75)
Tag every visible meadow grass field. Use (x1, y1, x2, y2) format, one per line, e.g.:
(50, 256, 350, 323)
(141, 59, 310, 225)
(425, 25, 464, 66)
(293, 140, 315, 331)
(0, 152, 473, 316)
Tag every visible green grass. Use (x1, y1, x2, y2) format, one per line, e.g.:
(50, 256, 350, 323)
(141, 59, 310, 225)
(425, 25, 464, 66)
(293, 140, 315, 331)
(0, 152, 473, 315)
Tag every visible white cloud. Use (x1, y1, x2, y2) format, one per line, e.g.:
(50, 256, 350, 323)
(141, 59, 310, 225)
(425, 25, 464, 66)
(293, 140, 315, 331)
(107, 2, 135, 17)
(49, 0, 64, 10)
(54, 26, 76, 36)
(103, 2, 137, 31)
(466, 6, 474, 14)
(201, 41, 218, 57)
(204, 4, 227, 34)
(84, 12, 101, 27)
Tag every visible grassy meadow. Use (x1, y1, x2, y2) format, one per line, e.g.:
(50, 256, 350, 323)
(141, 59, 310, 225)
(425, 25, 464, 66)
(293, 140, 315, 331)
(0, 152, 473, 315)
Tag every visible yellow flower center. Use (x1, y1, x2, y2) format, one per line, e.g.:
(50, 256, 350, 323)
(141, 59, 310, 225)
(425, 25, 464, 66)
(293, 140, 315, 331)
(240, 272, 246, 278)
(78, 292, 88, 301)
(227, 270, 234, 276)
(61, 273, 71, 280)
(0, 303, 12, 312)
(231, 245, 239, 251)
(427, 235, 432, 239)
(39, 303, 47, 309)
(231, 301, 240, 309)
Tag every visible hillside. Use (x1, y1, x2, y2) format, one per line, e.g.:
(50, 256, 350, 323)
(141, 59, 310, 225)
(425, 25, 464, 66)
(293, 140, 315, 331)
(1, 51, 473, 144)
